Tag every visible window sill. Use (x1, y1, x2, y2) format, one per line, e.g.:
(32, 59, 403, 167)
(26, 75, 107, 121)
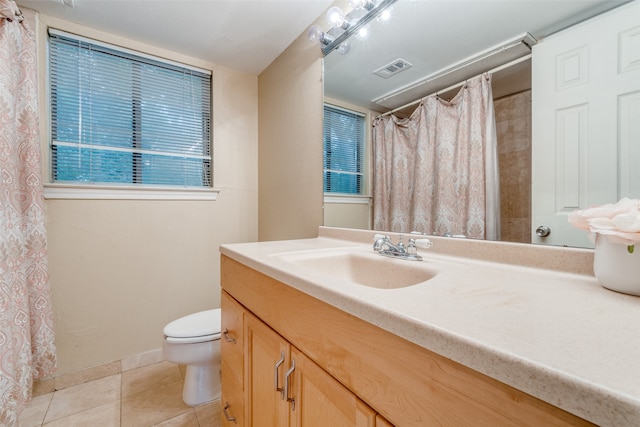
(44, 184, 220, 201)
(323, 195, 371, 204)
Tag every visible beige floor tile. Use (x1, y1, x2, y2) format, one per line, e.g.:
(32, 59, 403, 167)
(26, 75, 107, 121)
(44, 374, 121, 423)
(194, 399, 222, 427)
(42, 401, 120, 427)
(121, 380, 191, 427)
(122, 361, 182, 398)
(152, 410, 199, 427)
(20, 392, 53, 427)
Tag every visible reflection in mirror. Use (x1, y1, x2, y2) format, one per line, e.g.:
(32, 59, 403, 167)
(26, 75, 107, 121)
(322, 0, 636, 248)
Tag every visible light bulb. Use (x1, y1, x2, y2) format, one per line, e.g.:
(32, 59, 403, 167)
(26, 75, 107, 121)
(349, 0, 375, 11)
(307, 25, 324, 43)
(378, 8, 392, 22)
(358, 27, 369, 39)
(336, 42, 351, 55)
(326, 6, 346, 28)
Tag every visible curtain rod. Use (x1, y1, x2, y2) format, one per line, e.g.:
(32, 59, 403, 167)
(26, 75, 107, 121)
(375, 53, 532, 119)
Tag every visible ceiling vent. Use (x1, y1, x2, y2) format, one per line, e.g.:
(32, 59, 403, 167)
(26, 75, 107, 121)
(374, 58, 412, 78)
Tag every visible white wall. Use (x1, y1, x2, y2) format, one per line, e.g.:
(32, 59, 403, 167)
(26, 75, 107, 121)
(258, 24, 325, 241)
(34, 13, 259, 375)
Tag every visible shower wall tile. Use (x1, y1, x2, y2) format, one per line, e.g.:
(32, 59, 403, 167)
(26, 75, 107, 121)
(500, 183, 531, 218)
(496, 118, 531, 153)
(499, 150, 531, 185)
(495, 90, 532, 244)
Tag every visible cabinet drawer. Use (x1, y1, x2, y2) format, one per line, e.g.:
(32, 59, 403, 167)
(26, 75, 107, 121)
(221, 291, 244, 386)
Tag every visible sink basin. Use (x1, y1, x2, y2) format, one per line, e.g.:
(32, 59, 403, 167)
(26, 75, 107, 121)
(275, 249, 437, 289)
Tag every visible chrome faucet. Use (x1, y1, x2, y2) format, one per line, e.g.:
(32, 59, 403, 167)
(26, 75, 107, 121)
(372, 234, 427, 261)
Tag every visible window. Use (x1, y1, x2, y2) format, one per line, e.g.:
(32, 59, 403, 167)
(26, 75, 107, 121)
(323, 104, 365, 195)
(48, 30, 212, 190)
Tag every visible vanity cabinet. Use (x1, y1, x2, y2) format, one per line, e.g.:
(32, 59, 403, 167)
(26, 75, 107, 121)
(244, 309, 376, 426)
(223, 287, 379, 426)
(221, 255, 595, 427)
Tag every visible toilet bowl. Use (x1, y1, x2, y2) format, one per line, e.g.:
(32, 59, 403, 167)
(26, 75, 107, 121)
(162, 309, 221, 406)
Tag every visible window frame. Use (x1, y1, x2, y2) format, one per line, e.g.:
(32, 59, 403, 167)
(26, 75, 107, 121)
(322, 102, 369, 197)
(44, 29, 219, 201)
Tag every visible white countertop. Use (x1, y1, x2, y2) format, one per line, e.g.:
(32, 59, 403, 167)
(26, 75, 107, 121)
(220, 228, 640, 426)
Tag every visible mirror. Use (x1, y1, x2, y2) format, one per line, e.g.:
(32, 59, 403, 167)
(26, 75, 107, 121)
(322, 0, 632, 247)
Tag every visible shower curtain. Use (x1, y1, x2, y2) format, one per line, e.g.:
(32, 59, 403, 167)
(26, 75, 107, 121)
(373, 73, 500, 240)
(0, 1, 56, 424)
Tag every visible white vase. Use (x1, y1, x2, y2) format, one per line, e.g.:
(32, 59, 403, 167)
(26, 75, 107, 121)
(593, 234, 640, 296)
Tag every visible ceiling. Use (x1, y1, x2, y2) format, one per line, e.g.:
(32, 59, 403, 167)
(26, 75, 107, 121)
(16, 0, 333, 76)
(323, 0, 632, 113)
(15, 0, 633, 111)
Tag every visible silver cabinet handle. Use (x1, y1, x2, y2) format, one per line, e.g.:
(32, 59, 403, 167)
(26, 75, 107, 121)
(223, 402, 237, 424)
(223, 329, 236, 344)
(274, 350, 285, 399)
(284, 359, 296, 411)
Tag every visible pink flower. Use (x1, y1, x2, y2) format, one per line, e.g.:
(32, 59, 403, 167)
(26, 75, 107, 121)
(568, 198, 640, 245)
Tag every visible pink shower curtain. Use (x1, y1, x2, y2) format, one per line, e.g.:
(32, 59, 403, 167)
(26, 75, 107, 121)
(0, 1, 56, 424)
(373, 73, 500, 240)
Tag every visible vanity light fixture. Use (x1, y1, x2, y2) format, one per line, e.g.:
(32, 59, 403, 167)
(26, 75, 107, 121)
(308, 0, 397, 56)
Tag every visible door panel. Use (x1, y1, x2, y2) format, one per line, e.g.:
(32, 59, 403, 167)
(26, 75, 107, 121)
(246, 313, 290, 427)
(532, 1, 640, 247)
(292, 347, 375, 427)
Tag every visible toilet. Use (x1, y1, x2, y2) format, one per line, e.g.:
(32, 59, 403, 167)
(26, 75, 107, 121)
(162, 309, 222, 406)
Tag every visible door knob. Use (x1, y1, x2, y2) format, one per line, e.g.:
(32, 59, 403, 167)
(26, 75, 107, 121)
(536, 225, 551, 237)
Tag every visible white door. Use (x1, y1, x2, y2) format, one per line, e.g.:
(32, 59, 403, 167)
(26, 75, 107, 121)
(531, 0, 640, 247)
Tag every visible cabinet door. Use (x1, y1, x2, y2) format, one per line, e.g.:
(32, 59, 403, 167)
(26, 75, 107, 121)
(375, 415, 394, 427)
(246, 313, 290, 427)
(221, 291, 245, 426)
(291, 347, 375, 427)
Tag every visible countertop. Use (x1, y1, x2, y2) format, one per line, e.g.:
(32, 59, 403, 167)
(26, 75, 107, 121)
(219, 227, 640, 426)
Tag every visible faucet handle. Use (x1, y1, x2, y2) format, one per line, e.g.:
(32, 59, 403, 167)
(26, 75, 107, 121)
(414, 238, 433, 249)
(407, 238, 418, 256)
(373, 233, 386, 241)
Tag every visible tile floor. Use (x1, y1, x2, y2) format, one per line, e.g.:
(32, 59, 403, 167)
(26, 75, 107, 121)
(20, 361, 222, 427)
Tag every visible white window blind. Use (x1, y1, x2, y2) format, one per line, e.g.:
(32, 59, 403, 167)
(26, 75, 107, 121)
(323, 104, 365, 194)
(48, 30, 212, 189)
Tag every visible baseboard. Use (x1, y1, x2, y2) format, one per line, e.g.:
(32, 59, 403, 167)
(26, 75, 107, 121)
(33, 348, 163, 396)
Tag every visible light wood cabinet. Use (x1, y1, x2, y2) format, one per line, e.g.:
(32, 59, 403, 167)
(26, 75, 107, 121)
(375, 415, 394, 427)
(291, 343, 376, 426)
(221, 291, 245, 426)
(221, 255, 595, 427)
(245, 311, 290, 426)
(231, 293, 377, 426)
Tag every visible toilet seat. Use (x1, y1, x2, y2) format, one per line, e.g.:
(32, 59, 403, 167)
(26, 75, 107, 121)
(164, 333, 221, 344)
(164, 309, 221, 344)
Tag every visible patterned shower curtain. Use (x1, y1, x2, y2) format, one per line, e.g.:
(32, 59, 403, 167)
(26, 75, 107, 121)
(373, 73, 500, 240)
(0, 1, 57, 424)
